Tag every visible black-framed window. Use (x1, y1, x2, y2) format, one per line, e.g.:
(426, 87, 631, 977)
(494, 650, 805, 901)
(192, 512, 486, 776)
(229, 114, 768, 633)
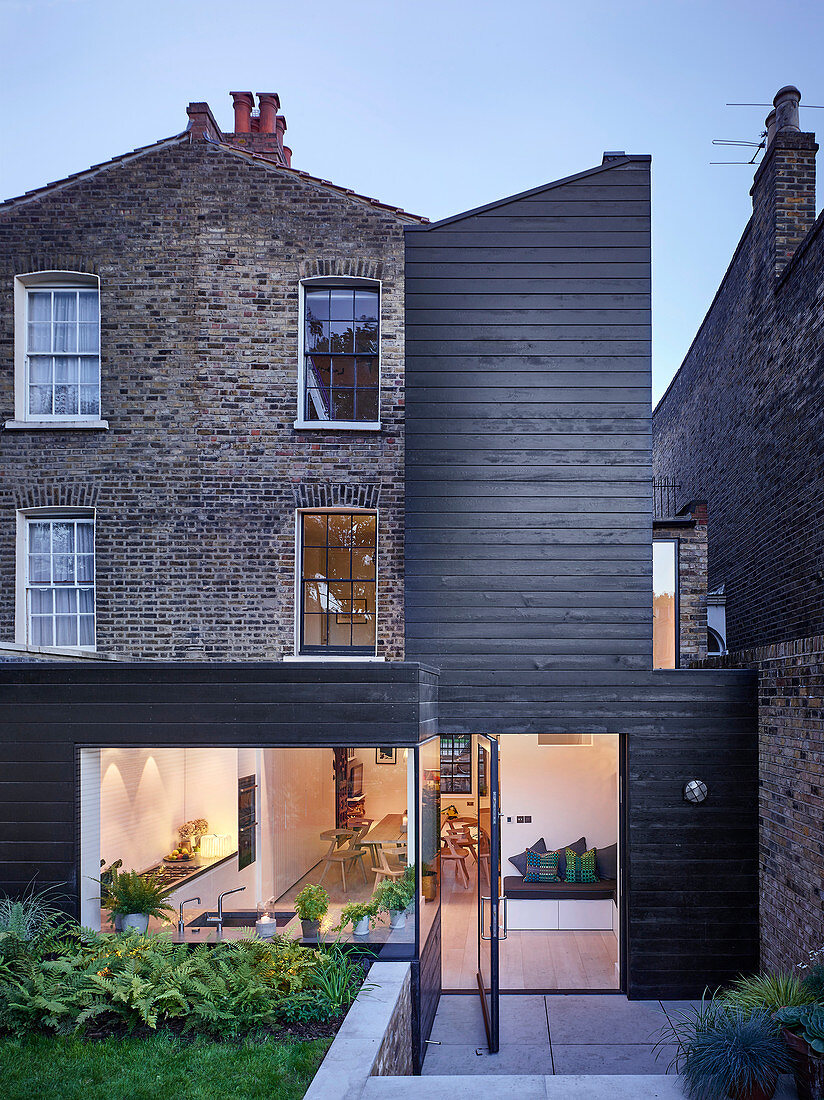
(300, 511, 377, 654)
(303, 285, 379, 423)
(440, 733, 471, 794)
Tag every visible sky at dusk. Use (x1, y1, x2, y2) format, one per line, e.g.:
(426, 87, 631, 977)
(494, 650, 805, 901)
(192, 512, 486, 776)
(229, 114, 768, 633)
(1, 0, 822, 402)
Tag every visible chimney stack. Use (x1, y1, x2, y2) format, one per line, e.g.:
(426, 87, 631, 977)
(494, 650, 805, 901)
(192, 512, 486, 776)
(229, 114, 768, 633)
(751, 84, 817, 280)
(230, 91, 253, 134)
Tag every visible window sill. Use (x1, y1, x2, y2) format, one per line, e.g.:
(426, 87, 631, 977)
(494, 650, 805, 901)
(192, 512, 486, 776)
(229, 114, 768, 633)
(282, 655, 385, 663)
(4, 419, 109, 431)
(0, 640, 109, 660)
(293, 420, 382, 432)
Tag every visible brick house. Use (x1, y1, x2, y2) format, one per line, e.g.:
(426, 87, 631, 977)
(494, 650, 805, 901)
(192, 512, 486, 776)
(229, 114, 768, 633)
(0, 91, 760, 1064)
(654, 85, 824, 971)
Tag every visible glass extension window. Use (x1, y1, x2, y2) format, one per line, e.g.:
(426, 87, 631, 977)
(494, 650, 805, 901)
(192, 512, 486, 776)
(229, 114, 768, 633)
(303, 285, 379, 423)
(27, 517, 95, 648)
(26, 287, 100, 419)
(300, 512, 377, 654)
(440, 734, 471, 794)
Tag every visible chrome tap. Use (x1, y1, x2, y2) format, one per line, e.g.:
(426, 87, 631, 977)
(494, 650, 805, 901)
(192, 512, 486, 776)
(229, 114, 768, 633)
(178, 896, 201, 936)
(207, 886, 246, 933)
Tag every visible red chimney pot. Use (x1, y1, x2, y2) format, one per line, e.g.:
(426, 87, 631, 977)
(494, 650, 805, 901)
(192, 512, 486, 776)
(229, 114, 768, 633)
(230, 91, 254, 134)
(257, 93, 280, 134)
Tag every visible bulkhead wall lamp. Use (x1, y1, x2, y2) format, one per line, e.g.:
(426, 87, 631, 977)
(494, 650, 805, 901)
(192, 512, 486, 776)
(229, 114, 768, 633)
(683, 779, 709, 804)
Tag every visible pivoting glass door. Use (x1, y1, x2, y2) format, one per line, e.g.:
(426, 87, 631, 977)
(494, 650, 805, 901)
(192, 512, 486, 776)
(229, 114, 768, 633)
(476, 733, 502, 1052)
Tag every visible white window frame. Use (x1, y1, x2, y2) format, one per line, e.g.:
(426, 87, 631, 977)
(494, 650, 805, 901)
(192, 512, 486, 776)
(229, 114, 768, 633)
(294, 275, 382, 431)
(7, 271, 108, 430)
(287, 507, 384, 661)
(15, 508, 97, 652)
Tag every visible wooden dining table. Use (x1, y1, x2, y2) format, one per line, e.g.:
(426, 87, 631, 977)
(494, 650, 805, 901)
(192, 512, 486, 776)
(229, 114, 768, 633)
(361, 813, 407, 862)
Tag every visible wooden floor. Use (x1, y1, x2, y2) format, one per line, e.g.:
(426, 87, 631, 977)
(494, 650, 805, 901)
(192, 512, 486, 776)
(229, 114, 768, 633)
(441, 857, 619, 991)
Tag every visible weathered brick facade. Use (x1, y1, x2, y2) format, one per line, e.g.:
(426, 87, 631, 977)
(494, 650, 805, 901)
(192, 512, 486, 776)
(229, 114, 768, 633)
(707, 635, 824, 971)
(654, 501, 708, 667)
(0, 105, 424, 659)
(654, 89, 824, 970)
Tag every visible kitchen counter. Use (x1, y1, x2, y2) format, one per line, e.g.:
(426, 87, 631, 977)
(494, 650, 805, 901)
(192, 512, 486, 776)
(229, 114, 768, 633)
(140, 850, 239, 895)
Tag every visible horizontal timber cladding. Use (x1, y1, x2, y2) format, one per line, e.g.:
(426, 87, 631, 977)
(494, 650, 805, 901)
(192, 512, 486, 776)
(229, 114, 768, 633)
(0, 661, 438, 914)
(404, 156, 651, 678)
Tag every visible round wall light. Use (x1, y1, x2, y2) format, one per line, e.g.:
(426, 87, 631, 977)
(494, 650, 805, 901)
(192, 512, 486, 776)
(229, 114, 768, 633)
(683, 779, 708, 804)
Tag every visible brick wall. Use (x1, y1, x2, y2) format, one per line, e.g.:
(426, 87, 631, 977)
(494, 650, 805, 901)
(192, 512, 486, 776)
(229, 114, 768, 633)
(653, 129, 824, 653)
(0, 137, 417, 659)
(706, 636, 824, 972)
(654, 504, 708, 667)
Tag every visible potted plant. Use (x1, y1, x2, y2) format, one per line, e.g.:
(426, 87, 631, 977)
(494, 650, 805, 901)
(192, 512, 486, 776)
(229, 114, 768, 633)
(374, 865, 415, 929)
(337, 900, 378, 937)
(656, 998, 791, 1100)
(775, 1006, 824, 1100)
(421, 861, 438, 903)
(295, 883, 329, 939)
(100, 869, 173, 934)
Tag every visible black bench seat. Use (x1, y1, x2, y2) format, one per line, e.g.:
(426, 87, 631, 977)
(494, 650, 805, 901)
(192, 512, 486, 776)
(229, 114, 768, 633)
(503, 875, 617, 902)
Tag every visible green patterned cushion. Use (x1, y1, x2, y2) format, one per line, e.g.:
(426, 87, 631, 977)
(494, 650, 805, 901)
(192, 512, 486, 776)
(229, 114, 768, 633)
(524, 849, 560, 883)
(564, 847, 598, 884)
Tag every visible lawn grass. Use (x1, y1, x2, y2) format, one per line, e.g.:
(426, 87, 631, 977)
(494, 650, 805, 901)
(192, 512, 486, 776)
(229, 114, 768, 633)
(0, 1033, 333, 1100)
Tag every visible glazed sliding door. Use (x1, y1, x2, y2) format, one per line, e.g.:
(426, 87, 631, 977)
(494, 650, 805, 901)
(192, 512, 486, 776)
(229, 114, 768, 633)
(476, 733, 503, 1052)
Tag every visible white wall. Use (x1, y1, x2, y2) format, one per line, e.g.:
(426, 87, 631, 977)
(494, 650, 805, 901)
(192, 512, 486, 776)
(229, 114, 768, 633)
(358, 748, 409, 827)
(499, 734, 619, 869)
(267, 746, 336, 901)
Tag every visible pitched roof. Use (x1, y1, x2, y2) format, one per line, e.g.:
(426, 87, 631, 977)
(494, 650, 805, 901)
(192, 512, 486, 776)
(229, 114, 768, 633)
(204, 135, 428, 223)
(0, 129, 428, 224)
(0, 133, 190, 212)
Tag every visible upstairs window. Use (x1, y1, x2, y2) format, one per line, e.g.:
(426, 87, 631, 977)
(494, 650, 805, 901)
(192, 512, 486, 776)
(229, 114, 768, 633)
(25, 516, 95, 649)
(299, 511, 377, 655)
(13, 273, 101, 424)
(300, 281, 379, 426)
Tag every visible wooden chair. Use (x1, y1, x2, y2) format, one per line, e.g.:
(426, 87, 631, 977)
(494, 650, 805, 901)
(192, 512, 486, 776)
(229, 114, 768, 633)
(372, 844, 408, 886)
(439, 834, 471, 889)
(318, 829, 368, 892)
(444, 819, 478, 863)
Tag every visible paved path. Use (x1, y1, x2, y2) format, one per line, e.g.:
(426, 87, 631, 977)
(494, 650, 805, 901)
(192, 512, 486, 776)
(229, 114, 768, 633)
(364, 1076, 798, 1098)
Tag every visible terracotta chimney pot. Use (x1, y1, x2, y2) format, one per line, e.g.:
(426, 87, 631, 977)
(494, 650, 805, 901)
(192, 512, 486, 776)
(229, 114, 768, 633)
(230, 91, 254, 134)
(257, 93, 281, 134)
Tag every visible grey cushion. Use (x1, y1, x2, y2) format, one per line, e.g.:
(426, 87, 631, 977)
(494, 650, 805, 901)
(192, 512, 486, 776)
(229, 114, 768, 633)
(508, 837, 547, 877)
(554, 836, 587, 879)
(504, 875, 617, 902)
(596, 842, 618, 881)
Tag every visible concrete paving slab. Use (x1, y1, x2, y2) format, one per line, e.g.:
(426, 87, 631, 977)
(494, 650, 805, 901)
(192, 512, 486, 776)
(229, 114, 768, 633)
(499, 995, 551, 1044)
(423, 1042, 554, 1076)
(552, 1043, 676, 1075)
(364, 1076, 548, 1098)
(545, 994, 668, 1045)
(428, 995, 487, 1046)
(660, 1000, 702, 1020)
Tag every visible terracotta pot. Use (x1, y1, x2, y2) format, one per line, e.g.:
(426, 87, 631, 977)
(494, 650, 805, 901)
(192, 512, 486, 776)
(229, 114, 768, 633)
(783, 1027, 824, 1100)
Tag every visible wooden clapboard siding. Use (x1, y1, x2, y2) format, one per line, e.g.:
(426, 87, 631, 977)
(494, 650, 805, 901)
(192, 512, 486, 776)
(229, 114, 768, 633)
(404, 156, 652, 682)
(0, 661, 438, 913)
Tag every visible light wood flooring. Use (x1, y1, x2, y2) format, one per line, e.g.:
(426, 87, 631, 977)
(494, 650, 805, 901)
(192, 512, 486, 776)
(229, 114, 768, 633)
(441, 858, 619, 991)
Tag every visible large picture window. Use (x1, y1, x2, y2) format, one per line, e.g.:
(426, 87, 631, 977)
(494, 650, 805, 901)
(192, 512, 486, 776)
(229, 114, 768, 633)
(26, 516, 95, 648)
(25, 285, 100, 419)
(300, 512, 377, 655)
(302, 284, 379, 424)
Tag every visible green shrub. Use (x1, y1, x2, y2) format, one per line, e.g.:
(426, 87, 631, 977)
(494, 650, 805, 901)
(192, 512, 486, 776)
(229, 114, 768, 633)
(0, 929, 364, 1040)
(373, 865, 415, 914)
(294, 884, 329, 923)
(801, 962, 824, 1002)
(0, 885, 69, 961)
(719, 971, 815, 1012)
(98, 870, 174, 922)
(775, 1005, 824, 1053)
(656, 998, 791, 1100)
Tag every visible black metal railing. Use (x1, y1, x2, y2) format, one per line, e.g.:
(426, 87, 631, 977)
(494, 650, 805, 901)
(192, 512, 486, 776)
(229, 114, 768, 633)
(653, 477, 681, 519)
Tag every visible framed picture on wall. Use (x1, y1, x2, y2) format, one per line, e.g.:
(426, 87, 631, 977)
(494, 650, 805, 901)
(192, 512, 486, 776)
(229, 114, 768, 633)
(376, 746, 396, 765)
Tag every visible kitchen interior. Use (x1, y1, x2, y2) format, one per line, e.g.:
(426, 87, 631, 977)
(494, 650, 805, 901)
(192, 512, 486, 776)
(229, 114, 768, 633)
(79, 744, 416, 945)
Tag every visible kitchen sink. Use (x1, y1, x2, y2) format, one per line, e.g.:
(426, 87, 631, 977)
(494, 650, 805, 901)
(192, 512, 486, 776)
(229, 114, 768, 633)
(187, 909, 294, 929)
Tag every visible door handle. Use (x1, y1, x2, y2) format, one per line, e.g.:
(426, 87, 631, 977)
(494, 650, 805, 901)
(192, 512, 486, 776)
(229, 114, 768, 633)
(480, 896, 493, 940)
(499, 895, 508, 940)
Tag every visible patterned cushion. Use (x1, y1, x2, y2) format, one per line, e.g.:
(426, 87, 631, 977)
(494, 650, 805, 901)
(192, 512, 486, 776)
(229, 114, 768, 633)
(524, 849, 560, 883)
(564, 847, 598, 884)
